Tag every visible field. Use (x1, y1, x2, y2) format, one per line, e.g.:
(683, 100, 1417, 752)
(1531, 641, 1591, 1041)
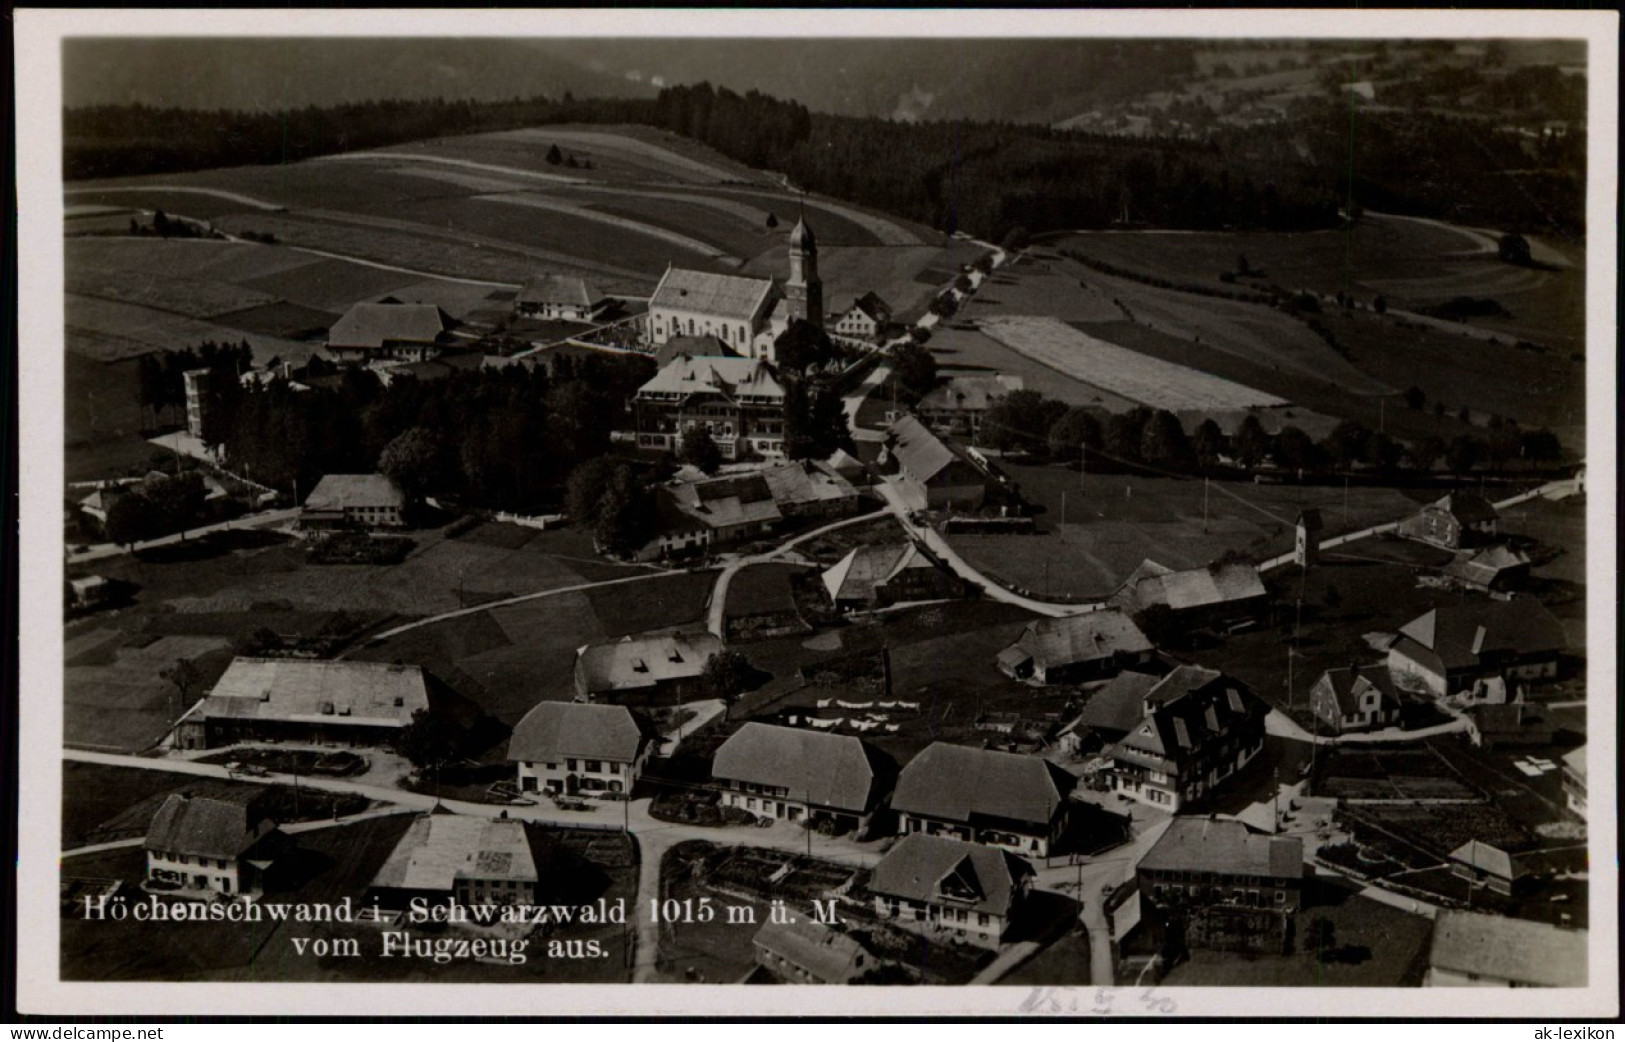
(948, 465, 1429, 600)
(978, 315, 1288, 412)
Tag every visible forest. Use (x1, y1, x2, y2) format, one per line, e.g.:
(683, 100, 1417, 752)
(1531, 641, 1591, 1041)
(65, 76, 1584, 244)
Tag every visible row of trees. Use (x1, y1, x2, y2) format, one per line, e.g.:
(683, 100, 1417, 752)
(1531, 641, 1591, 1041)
(134, 339, 255, 430)
(102, 471, 208, 548)
(975, 389, 1565, 478)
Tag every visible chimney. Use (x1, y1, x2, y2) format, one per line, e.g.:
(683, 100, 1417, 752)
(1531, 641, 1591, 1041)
(1471, 624, 1488, 656)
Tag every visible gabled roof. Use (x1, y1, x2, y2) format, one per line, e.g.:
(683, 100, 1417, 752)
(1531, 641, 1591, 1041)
(651, 267, 777, 321)
(574, 632, 723, 694)
(370, 814, 562, 892)
(753, 920, 868, 984)
(635, 353, 785, 403)
(760, 460, 857, 512)
(1068, 670, 1164, 737)
(1429, 911, 1586, 987)
(868, 834, 1033, 918)
(1314, 665, 1400, 717)
(189, 657, 437, 729)
(842, 291, 891, 323)
(1442, 544, 1531, 586)
(508, 702, 651, 765)
(1427, 492, 1499, 526)
(886, 414, 980, 485)
(517, 274, 603, 309)
(917, 373, 1024, 414)
(712, 722, 892, 813)
(1008, 609, 1153, 671)
(1562, 744, 1585, 781)
(664, 473, 784, 532)
(1116, 559, 1266, 613)
(653, 335, 739, 368)
(891, 743, 1074, 829)
(1109, 667, 1264, 767)
(1139, 817, 1303, 879)
(329, 302, 453, 349)
(145, 793, 277, 860)
(1395, 601, 1566, 672)
(304, 473, 404, 512)
(821, 542, 945, 603)
(1449, 839, 1522, 880)
(1465, 701, 1547, 735)
(1297, 508, 1323, 530)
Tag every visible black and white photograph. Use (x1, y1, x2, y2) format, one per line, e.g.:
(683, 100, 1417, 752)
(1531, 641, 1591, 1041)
(13, 8, 1618, 1020)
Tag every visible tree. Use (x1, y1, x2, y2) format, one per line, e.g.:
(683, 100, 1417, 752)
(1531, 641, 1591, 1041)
(1410, 436, 1446, 473)
(774, 319, 836, 374)
(159, 658, 204, 721)
(142, 472, 206, 541)
(678, 424, 724, 475)
(153, 208, 171, 237)
(1497, 232, 1532, 266)
(1403, 385, 1426, 410)
(1458, 405, 1472, 425)
(594, 464, 657, 557)
(1192, 418, 1228, 469)
(1321, 420, 1371, 470)
(377, 426, 447, 500)
(1001, 225, 1031, 252)
(394, 707, 465, 772)
(1274, 425, 1317, 473)
(1047, 407, 1102, 462)
(1487, 422, 1522, 472)
(545, 143, 564, 166)
(1373, 294, 1387, 315)
(702, 650, 755, 702)
(1139, 409, 1194, 470)
(765, 211, 779, 229)
(565, 456, 621, 524)
(1519, 428, 1563, 467)
(890, 341, 938, 400)
(982, 389, 1058, 454)
(1445, 434, 1484, 476)
(1233, 414, 1271, 468)
(1365, 430, 1404, 474)
(1104, 407, 1152, 464)
(1235, 253, 1252, 277)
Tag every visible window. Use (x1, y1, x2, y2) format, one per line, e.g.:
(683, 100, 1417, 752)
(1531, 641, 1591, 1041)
(609, 762, 621, 774)
(567, 759, 578, 771)
(585, 760, 601, 773)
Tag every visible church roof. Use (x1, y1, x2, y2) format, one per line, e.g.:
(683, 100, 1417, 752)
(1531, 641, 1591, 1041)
(789, 216, 817, 250)
(651, 267, 776, 321)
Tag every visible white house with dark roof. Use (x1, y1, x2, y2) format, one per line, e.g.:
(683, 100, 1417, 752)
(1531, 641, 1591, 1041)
(867, 834, 1035, 948)
(174, 658, 475, 750)
(890, 742, 1075, 857)
(832, 291, 892, 343)
(572, 632, 723, 703)
(711, 722, 894, 834)
(300, 473, 406, 529)
(1448, 839, 1524, 896)
(144, 792, 284, 897)
(646, 218, 822, 362)
(508, 702, 654, 796)
(327, 301, 455, 364)
(881, 414, 990, 512)
(996, 609, 1154, 685)
(1386, 601, 1566, 697)
(1135, 817, 1303, 954)
(1308, 665, 1402, 735)
(368, 813, 564, 909)
(631, 354, 788, 459)
(915, 373, 1024, 438)
(1426, 911, 1587, 988)
(515, 274, 608, 322)
(1398, 492, 1500, 550)
(1102, 665, 1268, 811)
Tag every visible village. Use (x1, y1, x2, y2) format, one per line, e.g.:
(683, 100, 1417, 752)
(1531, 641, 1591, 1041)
(56, 55, 1592, 992)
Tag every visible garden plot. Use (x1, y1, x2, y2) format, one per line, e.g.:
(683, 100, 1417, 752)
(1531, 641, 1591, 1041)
(979, 315, 1287, 411)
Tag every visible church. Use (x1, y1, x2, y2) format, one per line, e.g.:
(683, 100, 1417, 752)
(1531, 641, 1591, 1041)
(644, 217, 823, 364)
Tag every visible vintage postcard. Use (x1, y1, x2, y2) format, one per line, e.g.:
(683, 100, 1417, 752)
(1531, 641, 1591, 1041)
(14, 7, 1618, 1019)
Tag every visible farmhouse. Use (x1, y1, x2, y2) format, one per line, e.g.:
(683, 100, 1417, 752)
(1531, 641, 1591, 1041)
(831, 291, 892, 343)
(1056, 670, 1163, 757)
(723, 565, 810, 641)
(1448, 839, 1524, 897)
(1136, 817, 1304, 954)
(650, 472, 783, 557)
(327, 301, 455, 364)
(300, 473, 406, 530)
(891, 742, 1075, 857)
(508, 702, 655, 796)
(1385, 601, 1566, 697)
(144, 792, 285, 898)
(1308, 665, 1402, 735)
(631, 354, 788, 460)
(759, 459, 860, 519)
(174, 658, 476, 751)
(1102, 666, 1268, 811)
(711, 722, 894, 834)
(368, 813, 565, 910)
(1398, 492, 1500, 551)
(1561, 745, 1586, 819)
(820, 542, 965, 612)
(1426, 911, 1586, 988)
(996, 609, 1155, 685)
(515, 274, 608, 322)
(915, 373, 1024, 439)
(867, 834, 1034, 949)
(1441, 544, 1531, 593)
(572, 632, 723, 703)
(881, 414, 989, 512)
(1109, 559, 1268, 628)
(645, 217, 822, 362)
(752, 920, 874, 985)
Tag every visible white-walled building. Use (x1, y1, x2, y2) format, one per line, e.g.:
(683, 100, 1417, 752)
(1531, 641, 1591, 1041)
(508, 702, 654, 796)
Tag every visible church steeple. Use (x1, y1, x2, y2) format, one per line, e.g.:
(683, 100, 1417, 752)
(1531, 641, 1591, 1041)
(785, 212, 822, 330)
